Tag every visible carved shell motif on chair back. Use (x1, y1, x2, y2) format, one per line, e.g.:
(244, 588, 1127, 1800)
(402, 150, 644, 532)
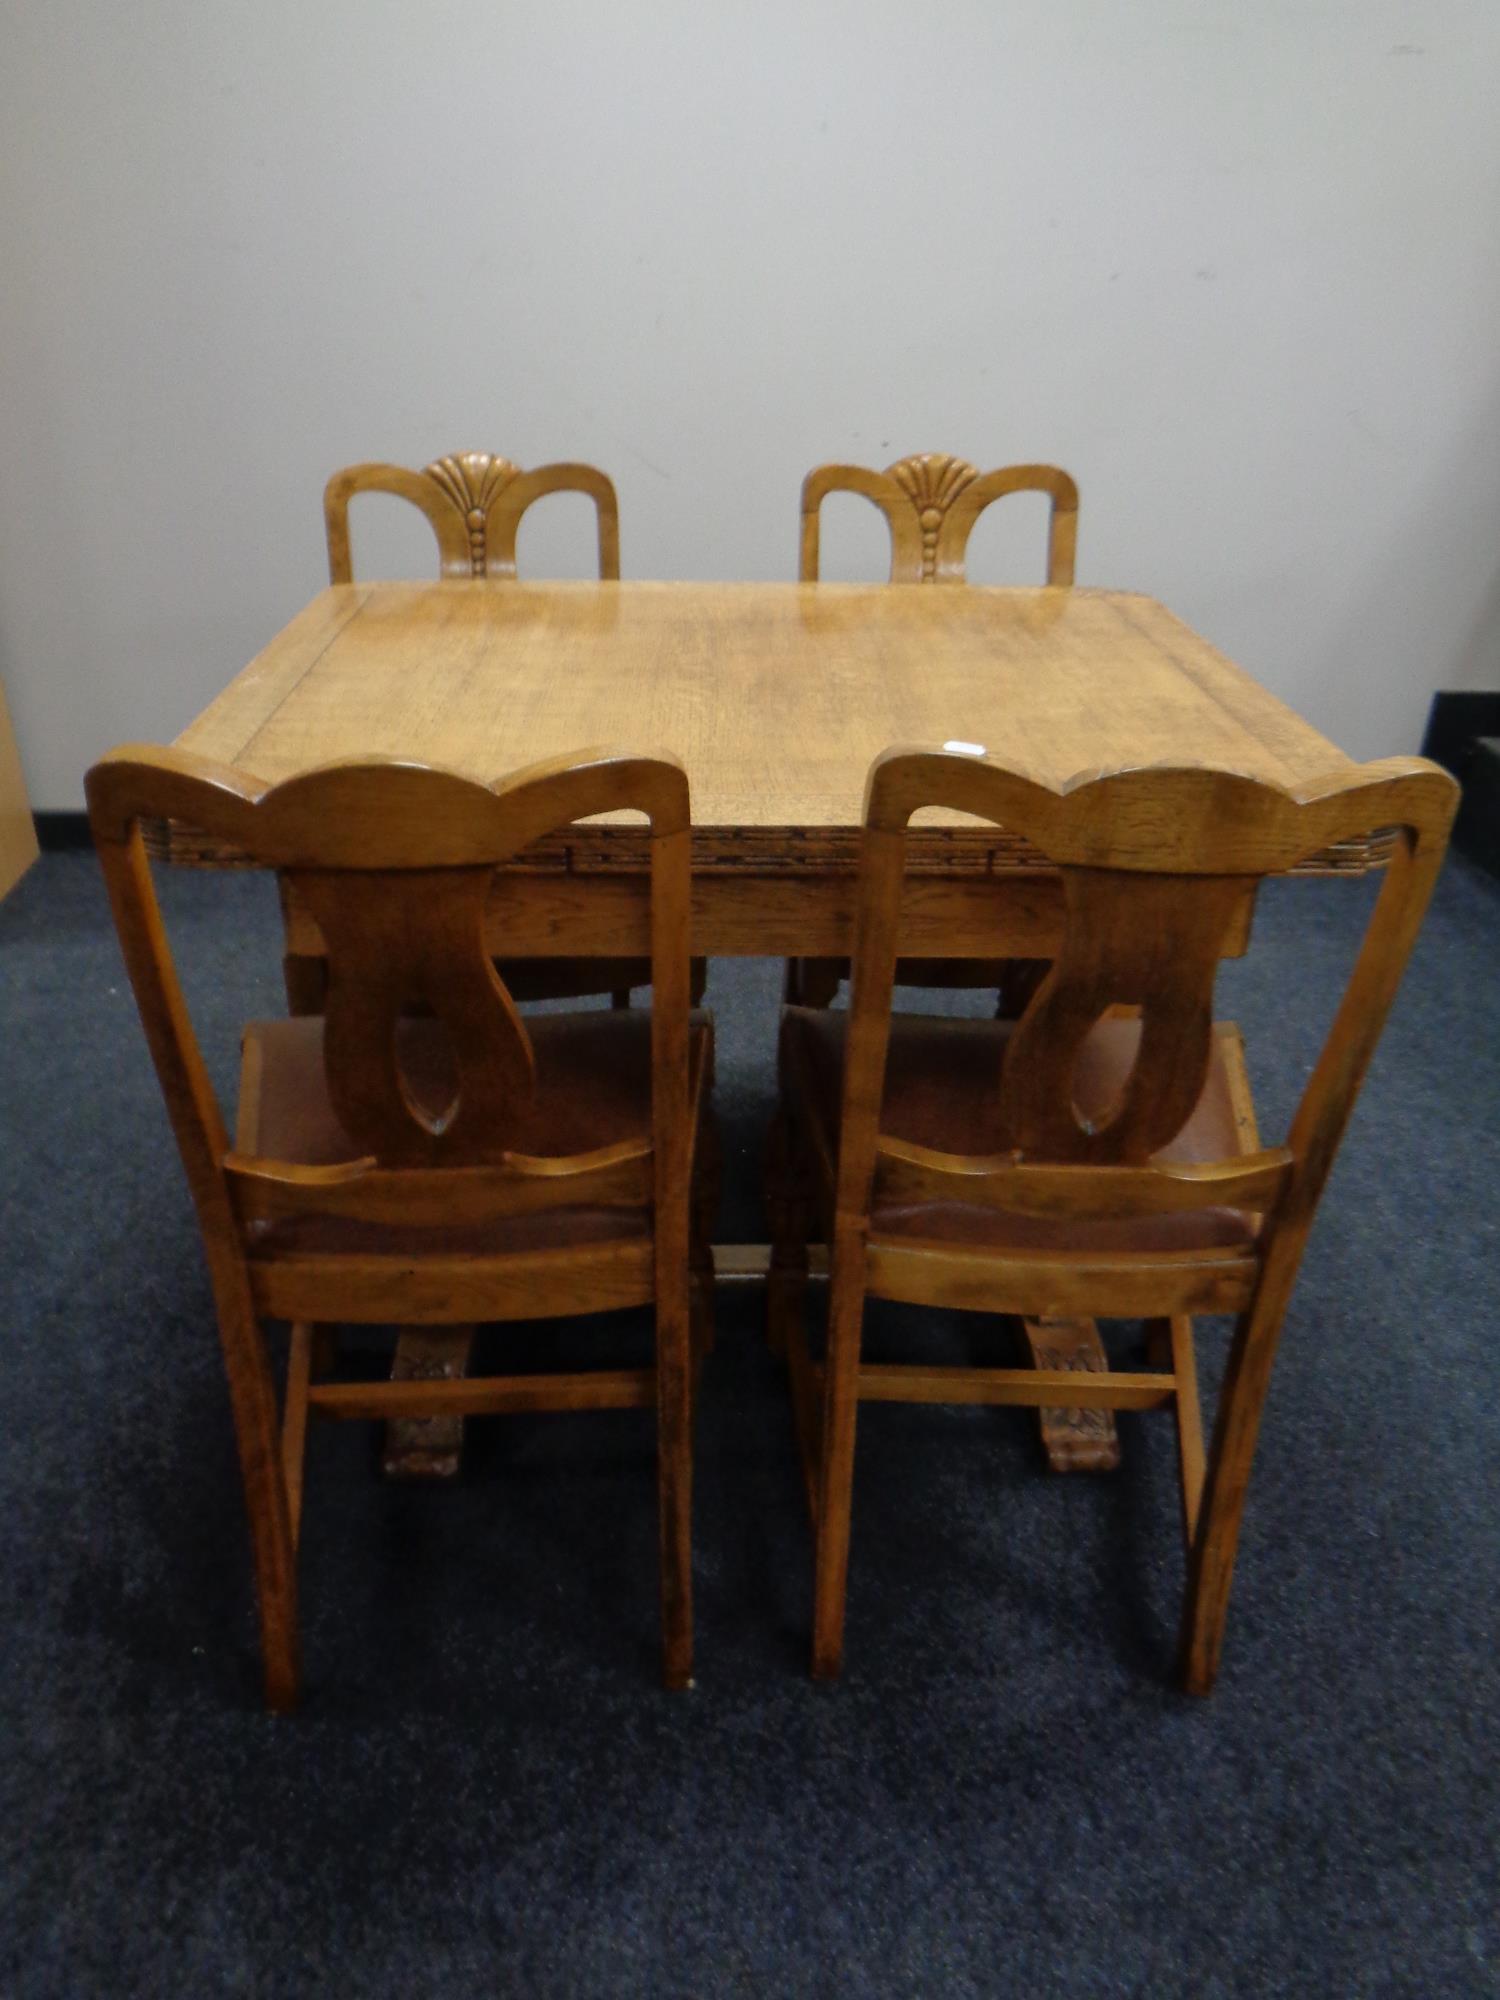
(324, 452, 621, 585)
(887, 452, 983, 582)
(423, 452, 522, 580)
(799, 453, 1079, 587)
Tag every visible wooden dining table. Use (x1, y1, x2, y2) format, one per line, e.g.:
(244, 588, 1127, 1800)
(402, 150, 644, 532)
(169, 579, 1376, 1477)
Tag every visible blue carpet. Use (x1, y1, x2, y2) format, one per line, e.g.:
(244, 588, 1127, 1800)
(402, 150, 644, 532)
(1, 850, 1496, 1998)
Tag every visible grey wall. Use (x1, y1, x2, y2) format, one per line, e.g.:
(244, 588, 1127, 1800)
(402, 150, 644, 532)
(3, 0, 1499, 805)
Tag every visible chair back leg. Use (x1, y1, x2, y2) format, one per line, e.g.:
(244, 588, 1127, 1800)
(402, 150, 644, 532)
(1179, 1289, 1289, 1693)
(655, 1264, 696, 1689)
(812, 1227, 867, 1679)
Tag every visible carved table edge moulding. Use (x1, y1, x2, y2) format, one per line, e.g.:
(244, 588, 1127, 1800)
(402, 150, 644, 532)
(150, 819, 1391, 876)
(149, 581, 1391, 878)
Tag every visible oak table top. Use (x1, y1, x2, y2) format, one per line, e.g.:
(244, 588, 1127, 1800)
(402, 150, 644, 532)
(173, 581, 1363, 869)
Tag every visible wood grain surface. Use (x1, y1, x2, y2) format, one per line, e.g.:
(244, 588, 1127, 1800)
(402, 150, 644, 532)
(175, 582, 1358, 853)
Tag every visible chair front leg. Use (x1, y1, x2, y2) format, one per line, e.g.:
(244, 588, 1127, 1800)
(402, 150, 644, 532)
(277, 875, 328, 1017)
(785, 957, 845, 1009)
(690, 1105, 722, 1360)
(811, 1224, 866, 1680)
(994, 956, 1049, 1021)
(764, 1103, 811, 1358)
(690, 1243, 716, 1363)
(655, 1259, 695, 1691)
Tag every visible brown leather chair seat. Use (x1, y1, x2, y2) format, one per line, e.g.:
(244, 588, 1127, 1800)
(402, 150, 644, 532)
(237, 1009, 714, 1258)
(781, 1006, 1258, 1255)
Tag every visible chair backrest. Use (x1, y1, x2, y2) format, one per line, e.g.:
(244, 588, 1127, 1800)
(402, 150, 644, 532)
(324, 452, 621, 584)
(835, 748, 1457, 1243)
(86, 747, 690, 1240)
(799, 454, 1078, 586)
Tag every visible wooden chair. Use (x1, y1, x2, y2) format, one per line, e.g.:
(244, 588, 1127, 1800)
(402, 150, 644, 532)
(87, 744, 715, 1710)
(313, 451, 700, 1016)
(798, 453, 1077, 589)
(324, 451, 620, 585)
(769, 744, 1456, 1690)
(789, 453, 1078, 1012)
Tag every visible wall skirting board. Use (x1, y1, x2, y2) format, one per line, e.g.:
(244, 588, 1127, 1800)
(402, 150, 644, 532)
(34, 812, 94, 851)
(1422, 691, 1500, 882)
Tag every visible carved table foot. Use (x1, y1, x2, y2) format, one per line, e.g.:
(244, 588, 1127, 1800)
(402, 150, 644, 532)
(1018, 1316, 1122, 1473)
(382, 1327, 476, 1480)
